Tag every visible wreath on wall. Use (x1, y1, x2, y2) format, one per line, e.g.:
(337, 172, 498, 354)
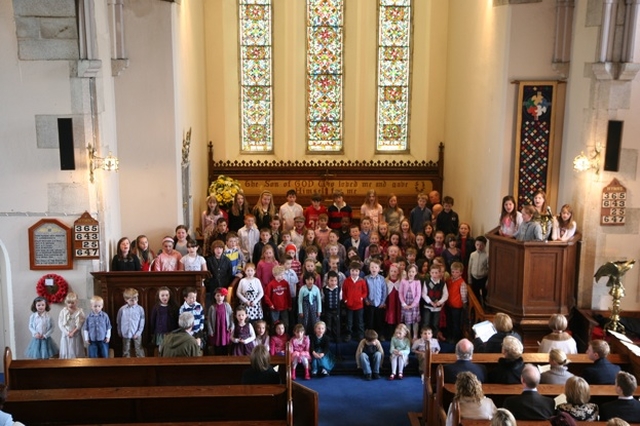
(36, 274, 69, 304)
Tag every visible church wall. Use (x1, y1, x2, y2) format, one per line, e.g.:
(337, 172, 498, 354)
(114, 0, 183, 247)
(558, 0, 640, 310)
(0, 0, 121, 361)
(203, 0, 447, 176)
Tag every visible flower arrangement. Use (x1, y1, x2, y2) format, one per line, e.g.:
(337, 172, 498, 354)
(209, 175, 242, 209)
(36, 274, 69, 304)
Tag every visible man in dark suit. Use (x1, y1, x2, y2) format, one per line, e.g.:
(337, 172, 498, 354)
(443, 338, 487, 383)
(503, 363, 555, 420)
(582, 339, 620, 384)
(600, 371, 640, 423)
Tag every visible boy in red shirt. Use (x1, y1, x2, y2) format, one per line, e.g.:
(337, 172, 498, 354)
(342, 260, 368, 342)
(445, 261, 467, 343)
(264, 265, 292, 330)
(304, 193, 327, 230)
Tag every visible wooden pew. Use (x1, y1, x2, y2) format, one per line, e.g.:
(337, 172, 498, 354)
(4, 347, 287, 389)
(5, 385, 288, 425)
(433, 364, 640, 426)
(450, 400, 609, 426)
(425, 350, 630, 390)
(3, 344, 318, 426)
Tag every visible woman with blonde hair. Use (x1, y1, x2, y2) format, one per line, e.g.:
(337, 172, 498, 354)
(252, 190, 276, 230)
(491, 408, 517, 426)
(556, 376, 598, 421)
(474, 312, 522, 353)
(488, 336, 524, 384)
(445, 371, 497, 426)
(538, 313, 577, 354)
(540, 349, 574, 384)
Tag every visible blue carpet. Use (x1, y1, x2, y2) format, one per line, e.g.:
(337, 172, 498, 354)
(301, 374, 423, 426)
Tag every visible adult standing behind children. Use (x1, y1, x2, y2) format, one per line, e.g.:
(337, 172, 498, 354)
(159, 312, 202, 357)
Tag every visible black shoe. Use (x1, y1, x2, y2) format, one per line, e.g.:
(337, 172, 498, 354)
(364, 374, 372, 381)
(372, 373, 380, 380)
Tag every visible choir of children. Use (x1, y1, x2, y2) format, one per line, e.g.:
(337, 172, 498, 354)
(50, 188, 579, 384)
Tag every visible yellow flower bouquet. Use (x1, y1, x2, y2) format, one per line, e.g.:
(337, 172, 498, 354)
(209, 175, 242, 209)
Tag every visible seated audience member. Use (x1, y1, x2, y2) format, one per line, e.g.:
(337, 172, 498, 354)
(488, 336, 524, 384)
(599, 371, 640, 423)
(0, 384, 26, 426)
(444, 338, 487, 383)
(538, 313, 577, 354)
(241, 345, 281, 385)
(502, 363, 555, 420)
(582, 339, 620, 384)
(491, 408, 517, 426)
(556, 376, 598, 421)
(159, 312, 202, 357)
(445, 371, 497, 426)
(540, 349, 574, 385)
(474, 312, 522, 353)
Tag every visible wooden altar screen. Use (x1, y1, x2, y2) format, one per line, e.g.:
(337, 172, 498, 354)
(485, 229, 582, 350)
(91, 271, 209, 356)
(207, 142, 444, 216)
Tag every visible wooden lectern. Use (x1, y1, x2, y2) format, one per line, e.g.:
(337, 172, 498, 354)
(485, 229, 581, 349)
(91, 271, 210, 356)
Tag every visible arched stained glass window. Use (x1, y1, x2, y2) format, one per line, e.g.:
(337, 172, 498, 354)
(239, 0, 273, 152)
(376, 0, 412, 152)
(306, 0, 344, 153)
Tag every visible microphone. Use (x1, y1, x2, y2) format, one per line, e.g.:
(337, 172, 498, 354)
(546, 206, 553, 216)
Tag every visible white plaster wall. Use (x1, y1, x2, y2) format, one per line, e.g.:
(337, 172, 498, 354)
(114, 0, 182, 249)
(557, 1, 640, 310)
(443, 1, 513, 236)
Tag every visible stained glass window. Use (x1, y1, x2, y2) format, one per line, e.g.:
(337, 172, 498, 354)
(376, 0, 412, 152)
(239, 0, 273, 152)
(306, 0, 344, 152)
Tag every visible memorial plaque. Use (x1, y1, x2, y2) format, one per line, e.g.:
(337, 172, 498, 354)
(28, 219, 73, 270)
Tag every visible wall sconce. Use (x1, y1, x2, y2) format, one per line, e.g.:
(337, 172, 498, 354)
(88, 144, 119, 183)
(573, 144, 601, 174)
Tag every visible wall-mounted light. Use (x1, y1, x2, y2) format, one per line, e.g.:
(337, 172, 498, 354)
(88, 144, 119, 183)
(573, 144, 601, 174)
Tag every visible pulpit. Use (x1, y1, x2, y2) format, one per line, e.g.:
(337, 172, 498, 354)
(485, 229, 581, 349)
(91, 271, 210, 356)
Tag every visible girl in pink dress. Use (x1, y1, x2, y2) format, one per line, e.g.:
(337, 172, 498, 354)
(207, 287, 234, 355)
(256, 246, 279, 290)
(153, 237, 183, 271)
(399, 265, 422, 340)
(290, 323, 311, 380)
(499, 195, 523, 237)
(385, 263, 401, 340)
(360, 189, 383, 231)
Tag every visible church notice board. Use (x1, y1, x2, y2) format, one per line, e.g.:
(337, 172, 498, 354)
(601, 178, 626, 226)
(28, 219, 73, 270)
